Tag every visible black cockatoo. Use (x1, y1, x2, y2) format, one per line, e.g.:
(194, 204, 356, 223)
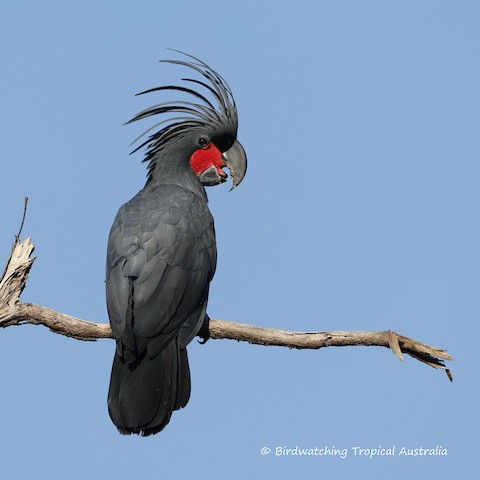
(106, 52, 247, 436)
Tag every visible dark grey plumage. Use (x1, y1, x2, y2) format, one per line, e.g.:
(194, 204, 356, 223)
(106, 185, 215, 435)
(106, 52, 245, 436)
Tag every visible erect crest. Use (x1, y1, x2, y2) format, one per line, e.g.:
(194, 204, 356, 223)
(127, 50, 239, 164)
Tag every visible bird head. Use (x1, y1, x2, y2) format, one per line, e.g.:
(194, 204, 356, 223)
(127, 51, 247, 191)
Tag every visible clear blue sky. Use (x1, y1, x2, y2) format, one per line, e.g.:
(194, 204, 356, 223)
(1, 1, 477, 478)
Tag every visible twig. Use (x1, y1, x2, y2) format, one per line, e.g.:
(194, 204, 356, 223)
(15, 196, 29, 242)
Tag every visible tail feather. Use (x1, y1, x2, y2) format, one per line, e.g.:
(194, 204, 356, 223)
(108, 337, 190, 436)
(175, 346, 191, 410)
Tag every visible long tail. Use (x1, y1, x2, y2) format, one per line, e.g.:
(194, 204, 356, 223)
(107, 337, 190, 436)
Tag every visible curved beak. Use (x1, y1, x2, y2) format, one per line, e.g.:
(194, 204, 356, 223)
(222, 140, 247, 190)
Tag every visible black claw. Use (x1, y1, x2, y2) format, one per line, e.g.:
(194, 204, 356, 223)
(197, 313, 210, 344)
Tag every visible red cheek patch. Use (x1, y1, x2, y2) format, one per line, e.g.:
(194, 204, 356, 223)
(190, 143, 225, 176)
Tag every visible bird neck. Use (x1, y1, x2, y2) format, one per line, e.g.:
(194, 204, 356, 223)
(145, 149, 208, 202)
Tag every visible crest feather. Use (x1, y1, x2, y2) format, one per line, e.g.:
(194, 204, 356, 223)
(127, 51, 238, 162)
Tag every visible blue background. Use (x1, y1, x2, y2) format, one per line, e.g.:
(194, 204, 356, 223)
(1, 1, 477, 478)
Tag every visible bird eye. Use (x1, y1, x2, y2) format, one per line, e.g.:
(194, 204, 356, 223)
(198, 137, 209, 147)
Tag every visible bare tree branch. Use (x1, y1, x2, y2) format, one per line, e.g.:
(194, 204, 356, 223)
(0, 204, 453, 382)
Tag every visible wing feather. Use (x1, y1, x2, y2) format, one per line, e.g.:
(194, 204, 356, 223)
(106, 184, 216, 358)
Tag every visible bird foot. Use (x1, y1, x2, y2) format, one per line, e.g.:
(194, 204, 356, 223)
(197, 313, 210, 344)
